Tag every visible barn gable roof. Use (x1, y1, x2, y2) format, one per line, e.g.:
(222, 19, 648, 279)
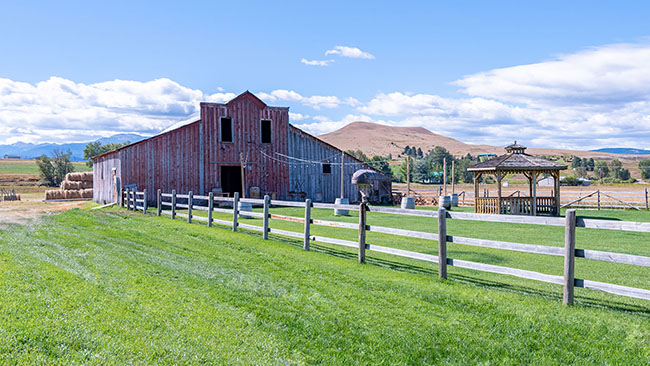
(227, 90, 267, 109)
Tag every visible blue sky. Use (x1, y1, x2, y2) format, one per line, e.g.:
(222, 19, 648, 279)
(2, 1, 650, 150)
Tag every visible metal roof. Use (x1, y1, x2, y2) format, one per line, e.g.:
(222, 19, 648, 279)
(468, 143, 567, 172)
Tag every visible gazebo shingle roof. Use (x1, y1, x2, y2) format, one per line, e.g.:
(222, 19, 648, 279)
(468, 143, 567, 172)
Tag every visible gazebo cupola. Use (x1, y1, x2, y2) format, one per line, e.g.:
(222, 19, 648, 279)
(467, 142, 567, 216)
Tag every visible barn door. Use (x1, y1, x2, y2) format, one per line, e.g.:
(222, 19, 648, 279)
(220, 165, 242, 197)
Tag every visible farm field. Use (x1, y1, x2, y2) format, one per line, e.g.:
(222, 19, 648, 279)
(0, 159, 91, 176)
(1, 205, 648, 363)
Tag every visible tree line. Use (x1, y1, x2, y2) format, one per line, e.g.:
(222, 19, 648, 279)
(346, 146, 478, 184)
(36, 141, 129, 186)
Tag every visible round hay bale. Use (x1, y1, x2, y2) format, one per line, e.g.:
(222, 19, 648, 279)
(82, 180, 93, 189)
(66, 172, 84, 181)
(81, 189, 93, 198)
(45, 190, 57, 200)
(64, 190, 82, 199)
(80, 172, 93, 182)
(61, 181, 83, 190)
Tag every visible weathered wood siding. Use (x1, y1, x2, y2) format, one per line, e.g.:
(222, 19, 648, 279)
(93, 92, 291, 203)
(93, 154, 121, 204)
(288, 125, 366, 203)
(201, 95, 290, 198)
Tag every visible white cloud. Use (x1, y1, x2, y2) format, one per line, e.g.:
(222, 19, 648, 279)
(0, 77, 234, 144)
(258, 89, 356, 109)
(455, 42, 650, 108)
(300, 58, 334, 66)
(289, 112, 309, 121)
(325, 46, 375, 59)
(296, 114, 374, 136)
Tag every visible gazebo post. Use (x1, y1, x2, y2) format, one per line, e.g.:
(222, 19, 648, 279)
(474, 173, 481, 213)
(555, 171, 561, 216)
(496, 172, 504, 214)
(532, 172, 539, 216)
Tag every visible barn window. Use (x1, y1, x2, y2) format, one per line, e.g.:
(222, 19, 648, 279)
(220, 117, 233, 142)
(261, 119, 272, 143)
(322, 162, 332, 174)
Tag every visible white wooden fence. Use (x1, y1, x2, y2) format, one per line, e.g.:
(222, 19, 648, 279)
(120, 187, 650, 305)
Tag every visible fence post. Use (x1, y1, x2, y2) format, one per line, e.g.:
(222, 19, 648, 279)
(263, 195, 270, 240)
(597, 190, 601, 210)
(188, 191, 193, 224)
(645, 188, 649, 210)
(120, 188, 124, 207)
(171, 189, 176, 220)
(358, 202, 366, 263)
(208, 192, 214, 227)
(304, 199, 312, 250)
(232, 192, 239, 232)
(128, 189, 133, 210)
(157, 189, 162, 216)
(131, 190, 136, 211)
(438, 207, 447, 279)
(143, 189, 147, 214)
(563, 209, 576, 305)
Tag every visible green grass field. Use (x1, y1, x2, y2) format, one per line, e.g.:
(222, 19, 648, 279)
(1, 206, 649, 364)
(0, 159, 91, 175)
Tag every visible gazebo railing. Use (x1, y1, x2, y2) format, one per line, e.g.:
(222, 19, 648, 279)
(476, 196, 557, 215)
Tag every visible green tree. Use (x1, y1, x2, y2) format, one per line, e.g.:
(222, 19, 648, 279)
(609, 159, 623, 178)
(368, 156, 393, 180)
(571, 156, 582, 169)
(36, 154, 56, 186)
(37, 150, 74, 186)
(416, 147, 423, 158)
(586, 158, 595, 171)
(594, 160, 609, 179)
(639, 159, 650, 180)
(412, 159, 429, 183)
(84, 141, 130, 167)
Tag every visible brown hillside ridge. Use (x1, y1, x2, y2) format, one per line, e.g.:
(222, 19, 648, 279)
(318, 121, 649, 160)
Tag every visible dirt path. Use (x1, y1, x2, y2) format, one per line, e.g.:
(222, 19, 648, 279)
(0, 192, 89, 230)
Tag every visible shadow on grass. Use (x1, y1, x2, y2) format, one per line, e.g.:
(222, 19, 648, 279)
(258, 229, 650, 316)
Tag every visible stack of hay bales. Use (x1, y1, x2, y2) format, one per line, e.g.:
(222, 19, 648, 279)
(45, 172, 93, 200)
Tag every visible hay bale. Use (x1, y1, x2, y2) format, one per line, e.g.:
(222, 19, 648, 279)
(45, 190, 59, 200)
(61, 181, 84, 190)
(64, 190, 82, 199)
(80, 172, 93, 182)
(64, 172, 92, 182)
(82, 180, 93, 189)
(81, 189, 93, 198)
(66, 172, 83, 181)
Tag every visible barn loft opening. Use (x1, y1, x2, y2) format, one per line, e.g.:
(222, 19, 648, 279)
(261, 119, 272, 143)
(322, 162, 332, 174)
(221, 117, 233, 142)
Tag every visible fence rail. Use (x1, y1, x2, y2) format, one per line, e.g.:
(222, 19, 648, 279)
(394, 187, 650, 210)
(122, 188, 650, 304)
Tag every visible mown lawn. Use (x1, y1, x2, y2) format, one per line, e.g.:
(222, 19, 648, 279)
(0, 207, 649, 364)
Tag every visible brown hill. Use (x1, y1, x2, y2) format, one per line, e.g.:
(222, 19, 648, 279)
(318, 121, 649, 177)
(319, 121, 644, 158)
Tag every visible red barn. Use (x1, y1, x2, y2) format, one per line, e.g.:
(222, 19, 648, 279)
(92, 91, 391, 204)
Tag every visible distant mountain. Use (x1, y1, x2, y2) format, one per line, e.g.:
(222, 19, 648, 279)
(0, 133, 147, 161)
(591, 148, 650, 155)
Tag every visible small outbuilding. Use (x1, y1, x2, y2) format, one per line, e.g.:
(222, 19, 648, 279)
(467, 142, 567, 216)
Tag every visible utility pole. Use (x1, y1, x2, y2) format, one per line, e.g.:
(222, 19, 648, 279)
(443, 158, 447, 196)
(340, 151, 345, 199)
(406, 156, 411, 196)
(240, 152, 246, 198)
(451, 159, 455, 194)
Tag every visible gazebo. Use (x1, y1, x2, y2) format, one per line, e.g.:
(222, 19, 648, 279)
(467, 142, 567, 216)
